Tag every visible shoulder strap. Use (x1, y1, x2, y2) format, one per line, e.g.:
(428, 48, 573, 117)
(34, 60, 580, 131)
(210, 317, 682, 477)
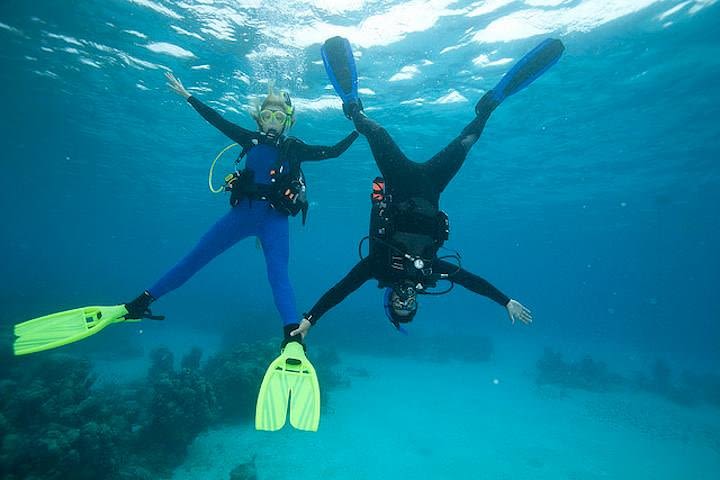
(267, 136, 303, 177)
(301, 201, 308, 225)
(237, 133, 263, 162)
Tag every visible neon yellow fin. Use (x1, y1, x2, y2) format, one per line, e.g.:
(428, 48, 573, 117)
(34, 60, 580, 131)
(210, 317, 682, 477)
(13, 305, 132, 356)
(255, 341, 320, 432)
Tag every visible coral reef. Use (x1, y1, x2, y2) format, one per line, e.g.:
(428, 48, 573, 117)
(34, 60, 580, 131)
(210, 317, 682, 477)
(137, 347, 218, 473)
(0, 354, 138, 480)
(632, 359, 720, 407)
(229, 455, 257, 480)
(202, 341, 275, 421)
(535, 348, 720, 408)
(0, 338, 347, 479)
(313, 345, 351, 390)
(535, 348, 623, 391)
(679, 370, 720, 407)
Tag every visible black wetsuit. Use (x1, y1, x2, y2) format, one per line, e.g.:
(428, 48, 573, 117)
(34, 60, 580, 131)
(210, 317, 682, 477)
(304, 106, 510, 325)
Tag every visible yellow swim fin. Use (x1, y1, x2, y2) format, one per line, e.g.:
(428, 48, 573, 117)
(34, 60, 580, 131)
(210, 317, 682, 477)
(255, 341, 320, 432)
(13, 305, 135, 356)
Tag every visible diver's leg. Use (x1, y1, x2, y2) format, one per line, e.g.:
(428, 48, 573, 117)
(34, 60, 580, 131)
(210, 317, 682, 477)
(146, 205, 252, 299)
(257, 207, 298, 330)
(424, 98, 497, 192)
(350, 110, 411, 177)
(459, 93, 497, 149)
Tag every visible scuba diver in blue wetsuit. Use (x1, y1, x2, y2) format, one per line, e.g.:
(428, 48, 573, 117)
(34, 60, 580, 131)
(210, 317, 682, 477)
(289, 37, 565, 340)
(12, 72, 358, 358)
(122, 72, 359, 339)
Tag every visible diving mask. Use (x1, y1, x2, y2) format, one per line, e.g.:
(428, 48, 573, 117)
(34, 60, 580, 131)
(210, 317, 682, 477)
(259, 109, 288, 125)
(391, 285, 418, 314)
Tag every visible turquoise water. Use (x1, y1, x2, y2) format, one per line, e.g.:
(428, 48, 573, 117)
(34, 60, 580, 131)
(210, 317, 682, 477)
(1, 1, 719, 479)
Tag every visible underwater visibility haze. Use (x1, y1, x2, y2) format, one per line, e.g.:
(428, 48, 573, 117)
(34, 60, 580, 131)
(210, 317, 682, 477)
(1, 1, 719, 479)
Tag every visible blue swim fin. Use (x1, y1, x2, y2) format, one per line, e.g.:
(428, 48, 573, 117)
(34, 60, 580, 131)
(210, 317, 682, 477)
(480, 38, 565, 111)
(321, 36, 359, 105)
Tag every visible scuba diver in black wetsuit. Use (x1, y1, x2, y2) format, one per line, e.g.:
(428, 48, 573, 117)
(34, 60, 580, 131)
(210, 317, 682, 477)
(287, 36, 565, 340)
(292, 106, 531, 334)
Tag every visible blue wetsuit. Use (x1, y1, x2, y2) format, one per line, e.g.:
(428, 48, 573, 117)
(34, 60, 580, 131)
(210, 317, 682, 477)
(146, 96, 358, 326)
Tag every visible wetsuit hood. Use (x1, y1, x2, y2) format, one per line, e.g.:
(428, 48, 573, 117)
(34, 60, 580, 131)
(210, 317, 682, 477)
(383, 284, 418, 329)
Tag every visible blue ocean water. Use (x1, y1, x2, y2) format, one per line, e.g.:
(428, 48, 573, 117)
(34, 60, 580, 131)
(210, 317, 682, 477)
(1, 1, 719, 479)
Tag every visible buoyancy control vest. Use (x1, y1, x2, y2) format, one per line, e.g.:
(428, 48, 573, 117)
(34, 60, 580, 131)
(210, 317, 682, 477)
(225, 134, 309, 224)
(368, 176, 450, 287)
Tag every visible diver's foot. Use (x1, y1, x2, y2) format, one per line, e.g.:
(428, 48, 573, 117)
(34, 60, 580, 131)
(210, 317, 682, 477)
(342, 98, 364, 120)
(475, 90, 500, 116)
(124, 291, 156, 319)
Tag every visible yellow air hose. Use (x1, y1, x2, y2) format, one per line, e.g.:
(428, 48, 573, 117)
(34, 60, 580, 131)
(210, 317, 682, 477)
(208, 143, 239, 193)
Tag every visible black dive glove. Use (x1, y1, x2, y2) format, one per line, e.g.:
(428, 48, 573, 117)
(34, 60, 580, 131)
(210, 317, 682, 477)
(124, 291, 165, 320)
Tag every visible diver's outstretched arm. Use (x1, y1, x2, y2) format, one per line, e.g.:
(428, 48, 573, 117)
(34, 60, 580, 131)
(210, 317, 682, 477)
(165, 72, 256, 147)
(302, 257, 374, 326)
(292, 131, 360, 162)
(434, 259, 531, 324)
(186, 97, 256, 147)
(505, 299, 533, 325)
(166, 71, 191, 99)
(434, 260, 509, 305)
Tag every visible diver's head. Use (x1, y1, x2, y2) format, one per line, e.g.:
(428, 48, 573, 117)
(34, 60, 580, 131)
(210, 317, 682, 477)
(253, 85, 295, 137)
(384, 282, 418, 329)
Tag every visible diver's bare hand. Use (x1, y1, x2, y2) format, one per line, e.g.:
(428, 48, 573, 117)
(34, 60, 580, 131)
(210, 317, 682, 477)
(506, 299, 532, 325)
(290, 318, 312, 340)
(165, 71, 191, 99)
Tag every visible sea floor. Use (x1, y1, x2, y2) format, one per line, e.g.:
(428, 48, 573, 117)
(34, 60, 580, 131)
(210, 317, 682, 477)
(171, 351, 720, 480)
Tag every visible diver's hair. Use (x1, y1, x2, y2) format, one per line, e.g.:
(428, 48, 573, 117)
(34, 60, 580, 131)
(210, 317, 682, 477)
(251, 83, 294, 120)
(261, 85, 289, 110)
